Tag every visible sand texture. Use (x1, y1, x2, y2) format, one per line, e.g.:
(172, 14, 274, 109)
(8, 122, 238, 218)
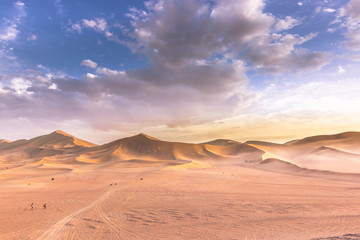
(1, 131, 360, 239)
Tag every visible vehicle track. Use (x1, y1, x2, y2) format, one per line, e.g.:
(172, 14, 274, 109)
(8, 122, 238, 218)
(36, 169, 155, 240)
(37, 189, 114, 240)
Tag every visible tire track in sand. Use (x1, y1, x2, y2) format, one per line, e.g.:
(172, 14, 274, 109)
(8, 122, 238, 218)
(37, 189, 114, 240)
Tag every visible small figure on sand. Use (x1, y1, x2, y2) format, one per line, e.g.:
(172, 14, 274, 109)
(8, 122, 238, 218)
(31, 203, 34, 210)
(43, 203, 47, 209)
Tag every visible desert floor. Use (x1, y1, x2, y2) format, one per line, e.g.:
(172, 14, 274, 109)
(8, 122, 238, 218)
(1, 160, 360, 240)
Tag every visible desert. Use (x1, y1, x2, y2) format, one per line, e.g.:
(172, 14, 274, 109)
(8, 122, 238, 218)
(1, 130, 360, 239)
(2, 0, 360, 239)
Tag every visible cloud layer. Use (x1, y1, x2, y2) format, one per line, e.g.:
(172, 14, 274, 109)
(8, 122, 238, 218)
(0, 0, 350, 142)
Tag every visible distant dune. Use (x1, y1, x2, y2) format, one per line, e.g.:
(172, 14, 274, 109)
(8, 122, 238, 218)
(0, 130, 96, 151)
(0, 131, 97, 169)
(2, 130, 360, 173)
(245, 140, 282, 147)
(286, 131, 360, 146)
(248, 131, 360, 173)
(202, 139, 240, 146)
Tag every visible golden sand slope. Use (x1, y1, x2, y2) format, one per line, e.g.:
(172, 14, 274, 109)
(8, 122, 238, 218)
(76, 133, 263, 164)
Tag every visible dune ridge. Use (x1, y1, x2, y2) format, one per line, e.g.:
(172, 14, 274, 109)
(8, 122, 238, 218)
(248, 131, 360, 173)
(76, 133, 263, 164)
(2, 130, 360, 174)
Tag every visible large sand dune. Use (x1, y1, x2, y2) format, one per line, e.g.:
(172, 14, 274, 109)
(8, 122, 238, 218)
(1, 130, 360, 239)
(249, 132, 360, 173)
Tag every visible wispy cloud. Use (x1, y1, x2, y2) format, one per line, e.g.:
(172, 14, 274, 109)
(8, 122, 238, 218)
(337, 0, 360, 51)
(27, 34, 37, 41)
(323, 8, 336, 13)
(274, 16, 300, 31)
(0, 23, 19, 41)
(82, 18, 107, 32)
(68, 18, 119, 42)
(0, 1, 26, 43)
(80, 59, 98, 69)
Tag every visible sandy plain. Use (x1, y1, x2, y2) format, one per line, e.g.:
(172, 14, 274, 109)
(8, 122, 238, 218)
(1, 131, 360, 240)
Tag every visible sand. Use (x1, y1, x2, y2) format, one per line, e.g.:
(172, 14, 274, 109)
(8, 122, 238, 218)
(1, 131, 360, 239)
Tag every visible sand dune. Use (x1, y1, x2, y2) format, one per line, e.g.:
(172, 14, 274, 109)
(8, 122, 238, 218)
(202, 139, 240, 146)
(0, 131, 97, 170)
(260, 158, 301, 169)
(249, 132, 360, 173)
(2, 130, 360, 172)
(285, 131, 360, 154)
(76, 133, 263, 165)
(2, 130, 360, 239)
(286, 131, 360, 145)
(0, 130, 96, 152)
(245, 140, 282, 147)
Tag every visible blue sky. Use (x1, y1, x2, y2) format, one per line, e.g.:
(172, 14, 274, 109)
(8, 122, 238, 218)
(1, 0, 360, 143)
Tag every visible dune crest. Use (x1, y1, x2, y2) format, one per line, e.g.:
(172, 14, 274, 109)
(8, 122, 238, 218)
(203, 139, 240, 146)
(2, 130, 360, 174)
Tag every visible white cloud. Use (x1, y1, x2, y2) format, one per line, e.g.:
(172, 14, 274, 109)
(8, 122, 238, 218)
(323, 8, 336, 13)
(14, 1, 26, 19)
(274, 16, 300, 31)
(0, 23, 19, 41)
(82, 18, 107, 32)
(0, 1, 27, 43)
(298, 2, 303, 6)
(86, 73, 98, 79)
(16, 1, 24, 7)
(11, 77, 32, 95)
(337, 65, 346, 73)
(96, 67, 124, 76)
(71, 23, 82, 33)
(69, 18, 119, 42)
(327, 27, 336, 33)
(105, 31, 113, 37)
(48, 83, 57, 90)
(80, 59, 98, 69)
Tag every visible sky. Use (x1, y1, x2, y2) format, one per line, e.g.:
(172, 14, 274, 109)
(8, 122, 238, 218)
(1, 0, 360, 144)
